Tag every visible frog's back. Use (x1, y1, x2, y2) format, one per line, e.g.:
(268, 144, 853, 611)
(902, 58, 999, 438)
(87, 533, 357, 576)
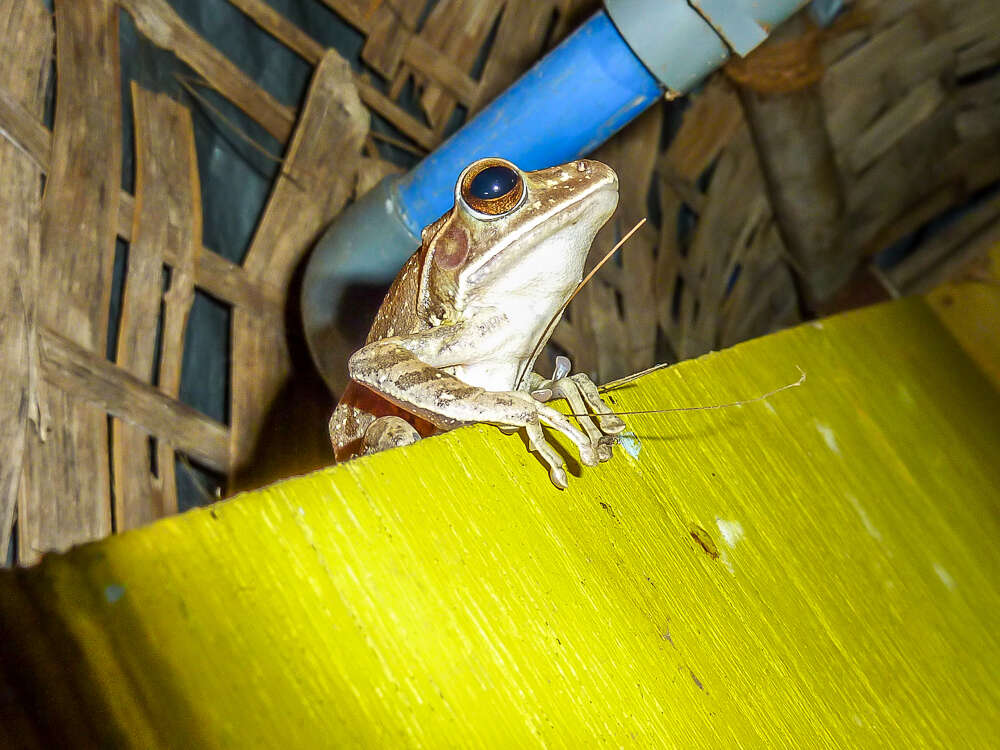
(366, 249, 427, 343)
(330, 248, 437, 461)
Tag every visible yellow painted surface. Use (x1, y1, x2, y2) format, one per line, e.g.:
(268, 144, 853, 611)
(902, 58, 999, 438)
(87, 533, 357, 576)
(2, 297, 1000, 747)
(927, 241, 1000, 388)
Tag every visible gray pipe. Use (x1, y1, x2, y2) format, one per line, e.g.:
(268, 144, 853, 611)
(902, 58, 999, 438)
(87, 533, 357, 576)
(301, 179, 418, 394)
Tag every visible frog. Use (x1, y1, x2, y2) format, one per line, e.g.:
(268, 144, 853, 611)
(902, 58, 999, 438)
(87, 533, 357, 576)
(329, 156, 626, 488)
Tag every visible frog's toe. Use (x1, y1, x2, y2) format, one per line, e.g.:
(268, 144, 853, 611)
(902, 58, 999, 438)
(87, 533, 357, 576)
(578, 443, 599, 467)
(551, 355, 572, 381)
(600, 414, 627, 434)
(596, 438, 614, 462)
(525, 420, 569, 489)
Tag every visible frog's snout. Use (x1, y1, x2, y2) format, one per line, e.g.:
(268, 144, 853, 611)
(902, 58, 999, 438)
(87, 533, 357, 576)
(574, 159, 619, 190)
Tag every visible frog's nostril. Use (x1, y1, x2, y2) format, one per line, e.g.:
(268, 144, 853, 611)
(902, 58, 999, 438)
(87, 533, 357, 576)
(575, 161, 588, 173)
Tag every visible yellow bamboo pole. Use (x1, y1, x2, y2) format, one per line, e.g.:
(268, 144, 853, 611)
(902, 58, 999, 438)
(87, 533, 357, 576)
(926, 241, 1000, 388)
(2, 295, 999, 748)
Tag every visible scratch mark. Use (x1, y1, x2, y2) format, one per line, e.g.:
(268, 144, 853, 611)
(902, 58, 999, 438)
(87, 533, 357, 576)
(715, 518, 744, 548)
(933, 562, 956, 590)
(847, 494, 882, 541)
(815, 421, 840, 454)
(897, 383, 915, 407)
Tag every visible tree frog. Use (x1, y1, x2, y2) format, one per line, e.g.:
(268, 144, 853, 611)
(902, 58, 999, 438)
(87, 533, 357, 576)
(329, 157, 626, 488)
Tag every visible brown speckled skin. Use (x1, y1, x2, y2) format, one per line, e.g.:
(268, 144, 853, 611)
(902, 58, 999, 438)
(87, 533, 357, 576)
(331, 249, 438, 462)
(328, 158, 623, 485)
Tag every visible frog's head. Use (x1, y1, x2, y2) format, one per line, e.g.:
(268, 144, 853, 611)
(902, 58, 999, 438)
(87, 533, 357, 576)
(417, 157, 619, 324)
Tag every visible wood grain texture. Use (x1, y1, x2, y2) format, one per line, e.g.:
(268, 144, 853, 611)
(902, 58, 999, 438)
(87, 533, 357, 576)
(0, 67, 281, 320)
(230, 50, 367, 488)
(226, 0, 438, 151)
(121, 0, 295, 143)
(738, 81, 847, 303)
(240, 51, 368, 291)
(1, 296, 999, 746)
(40, 327, 229, 474)
(416, 0, 502, 131)
(0, 0, 51, 560)
(111, 85, 202, 530)
(20, 0, 121, 564)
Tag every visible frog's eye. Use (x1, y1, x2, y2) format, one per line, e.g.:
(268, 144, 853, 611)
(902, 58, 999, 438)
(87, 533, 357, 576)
(460, 160, 525, 216)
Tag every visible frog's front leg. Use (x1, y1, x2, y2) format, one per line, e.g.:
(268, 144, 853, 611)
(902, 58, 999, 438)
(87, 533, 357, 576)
(529, 355, 626, 461)
(348, 318, 600, 488)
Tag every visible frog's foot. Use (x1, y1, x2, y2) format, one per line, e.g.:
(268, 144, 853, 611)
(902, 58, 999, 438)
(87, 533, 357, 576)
(524, 403, 601, 490)
(362, 416, 421, 455)
(530, 356, 626, 462)
(479, 389, 599, 489)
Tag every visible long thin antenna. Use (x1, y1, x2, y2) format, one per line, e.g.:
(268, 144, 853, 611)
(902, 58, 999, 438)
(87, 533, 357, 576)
(563, 367, 806, 418)
(515, 218, 647, 389)
(565, 218, 647, 316)
(175, 75, 307, 190)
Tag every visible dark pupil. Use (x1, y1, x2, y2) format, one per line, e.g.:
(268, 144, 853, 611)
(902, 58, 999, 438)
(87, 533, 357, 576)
(468, 165, 518, 201)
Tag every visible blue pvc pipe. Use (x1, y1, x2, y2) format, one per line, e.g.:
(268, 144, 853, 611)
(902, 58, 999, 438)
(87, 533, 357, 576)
(394, 11, 662, 236)
(305, 1, 813, 389)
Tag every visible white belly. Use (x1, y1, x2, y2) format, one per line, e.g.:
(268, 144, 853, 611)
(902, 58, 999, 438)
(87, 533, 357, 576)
(447, 360, 523, 392)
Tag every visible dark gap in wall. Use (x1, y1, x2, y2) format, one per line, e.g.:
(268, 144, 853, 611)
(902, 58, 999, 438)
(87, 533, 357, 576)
(107, 414, 117, 534)
(106, 238, 130, 363)
(178, 289, 230, 426)
(175, 454, 223, 513)
(150, 267, 168, 389)
(148, 435, 159, 478)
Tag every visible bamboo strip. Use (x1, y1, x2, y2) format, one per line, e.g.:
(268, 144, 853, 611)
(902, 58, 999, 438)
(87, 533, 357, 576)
(888, 192, 1000, 293)
(111, 86, 202, 530)
(20, 0, 122, 564)
(415, 0, 502, 131)
(474, 0, 556, 108)
(317, 0, 479, 106)
(230, 50, 367, 488)
(40, 327, 229, 474)
(226, 0, 439, 150)
(121, 0, 296, 142)
(0, 82, 282, 314)
(155, 93, 203, 522)
(2, 298, 999, 746)
(0, 0, 51, 560)
(847, 77, 946, 173)
(113, 84, 172, 530)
